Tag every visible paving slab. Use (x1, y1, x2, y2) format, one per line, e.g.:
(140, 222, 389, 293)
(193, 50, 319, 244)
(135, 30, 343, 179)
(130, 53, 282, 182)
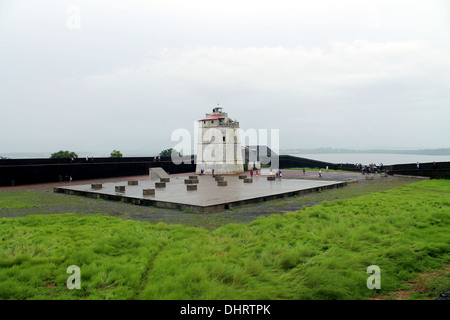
(54, 175, 346, 213)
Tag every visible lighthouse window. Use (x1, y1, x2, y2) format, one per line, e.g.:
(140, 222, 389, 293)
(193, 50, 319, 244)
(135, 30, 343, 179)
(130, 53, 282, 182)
(223, 137, 226, 142)
(211, 120, 214, 124)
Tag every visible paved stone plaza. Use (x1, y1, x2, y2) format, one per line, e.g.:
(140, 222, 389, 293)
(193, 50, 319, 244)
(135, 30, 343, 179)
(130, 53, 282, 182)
(54, 174, 346, 212)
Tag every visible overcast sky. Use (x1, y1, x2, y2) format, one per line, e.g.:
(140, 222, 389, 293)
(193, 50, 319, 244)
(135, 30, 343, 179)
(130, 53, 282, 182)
(1, 0, 449, 157)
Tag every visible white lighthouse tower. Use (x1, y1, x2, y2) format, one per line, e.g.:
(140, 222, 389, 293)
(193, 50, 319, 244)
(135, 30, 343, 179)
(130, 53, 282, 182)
(196, 105, 244, 175)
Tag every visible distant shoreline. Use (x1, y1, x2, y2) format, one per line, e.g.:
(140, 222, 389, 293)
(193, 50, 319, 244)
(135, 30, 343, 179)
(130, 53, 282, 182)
(281, 148, 450, 156)
(288, 153, 450, 166)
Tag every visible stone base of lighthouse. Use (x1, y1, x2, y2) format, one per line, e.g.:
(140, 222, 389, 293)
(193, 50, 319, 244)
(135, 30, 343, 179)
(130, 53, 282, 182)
(195, 162, 244, 175)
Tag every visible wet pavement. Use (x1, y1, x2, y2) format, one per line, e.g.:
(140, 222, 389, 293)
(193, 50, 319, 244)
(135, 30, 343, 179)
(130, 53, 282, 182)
(55, 172, 346, 212)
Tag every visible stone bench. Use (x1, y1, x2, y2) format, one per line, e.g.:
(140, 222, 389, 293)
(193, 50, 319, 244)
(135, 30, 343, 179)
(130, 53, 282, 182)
(217, 181, 227, 186)
(143, 189, 155, 196)
(184, 179, 199, 184)
(238, 175, 247, 179)
(91, 183, 102, 190)
(365, 176, 374, 180)
(128, 180, 138, 186)
(155, 182, 166, 188)
(189, 175, 197, 179)
(267, 176, 276, 181)
(160, 178, 170, 183)
(115, 186, 126, 193)
(187, 184, 197, 191)
(244, 178, 253, 183)
(215, 176, 224, 182)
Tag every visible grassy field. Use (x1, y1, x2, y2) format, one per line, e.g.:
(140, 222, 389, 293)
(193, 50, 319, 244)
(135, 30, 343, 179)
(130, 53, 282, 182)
(0, 176, 416, 229)
(0, 179, 448, 299)
(0, 191, 39, 209)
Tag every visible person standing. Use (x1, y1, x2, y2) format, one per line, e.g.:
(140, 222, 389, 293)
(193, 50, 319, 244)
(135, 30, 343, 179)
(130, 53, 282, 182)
(303, 168, 305, 175)
(250, 170, 253, 178)
(319, 169, 322, 178)
(279, 170, 282, 180)
(417, 162, 420, 169)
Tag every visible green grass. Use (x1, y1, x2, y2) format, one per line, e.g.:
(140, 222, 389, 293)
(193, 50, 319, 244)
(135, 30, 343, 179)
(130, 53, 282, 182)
(0, 179, 449, 299)
(0, 191, 39, 209)
(0, 214, 170, 299)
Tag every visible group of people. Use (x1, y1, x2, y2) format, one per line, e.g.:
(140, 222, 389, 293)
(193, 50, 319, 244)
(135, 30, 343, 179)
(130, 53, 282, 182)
(250, 169, 262, 178)
(298, 168, 323, 178)
(200, 168, 284, 179)
(267, 169, 282, 179)
(197, 168, 216, 175)
(58, 174, 72, 182)
(356, 163, 383, 174)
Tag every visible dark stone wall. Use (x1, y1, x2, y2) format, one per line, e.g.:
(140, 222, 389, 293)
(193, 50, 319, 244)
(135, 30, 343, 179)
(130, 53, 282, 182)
(0, 156, 195, 186)
(2, 155, 448, 186)
(278, 155, 338, 170)
(386, 161, 450, 179)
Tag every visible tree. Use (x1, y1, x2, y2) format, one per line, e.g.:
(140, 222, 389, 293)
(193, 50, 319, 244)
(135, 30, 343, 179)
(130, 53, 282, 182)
(110, 150, 123, 158)
(0, 156, 9, 160)
(159, 148, 181, 157)
(50, 150, 78, 159)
